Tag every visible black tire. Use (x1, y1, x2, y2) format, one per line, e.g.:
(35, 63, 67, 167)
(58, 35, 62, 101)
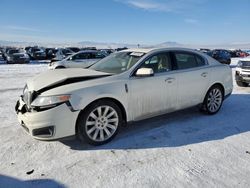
(77, 100, 122, 145)
(236, 81, 248, 87)
(200, 85, 224, 115)
(55, 66, 65, 69)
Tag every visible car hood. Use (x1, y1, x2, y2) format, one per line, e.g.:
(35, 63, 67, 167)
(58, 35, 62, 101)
(27, 68, 111, 92)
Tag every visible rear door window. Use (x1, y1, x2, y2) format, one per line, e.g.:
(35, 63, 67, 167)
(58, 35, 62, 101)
(174, 52, 206, 70)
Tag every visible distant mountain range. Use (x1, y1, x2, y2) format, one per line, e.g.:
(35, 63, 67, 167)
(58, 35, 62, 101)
(0, 40, 249, 49)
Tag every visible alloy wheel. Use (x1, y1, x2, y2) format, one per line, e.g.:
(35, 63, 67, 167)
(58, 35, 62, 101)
(207, 88, 223, 113)
(85, 105, 119, 142)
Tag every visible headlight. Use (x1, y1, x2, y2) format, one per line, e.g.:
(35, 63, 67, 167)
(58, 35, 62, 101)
(237, 61, 243, 67)
(23, 84, 29, 103)
(31, 95, 71, 108)
(23, 84, 28, 95)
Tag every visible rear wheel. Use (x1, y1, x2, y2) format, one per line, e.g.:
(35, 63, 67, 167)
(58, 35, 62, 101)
(77, 100, 122, 145)
(236, 81, 248, 87)
(201, 85, 223, 115)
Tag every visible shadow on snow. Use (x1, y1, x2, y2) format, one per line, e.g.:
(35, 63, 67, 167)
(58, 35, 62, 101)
(0, 174, 65, 188)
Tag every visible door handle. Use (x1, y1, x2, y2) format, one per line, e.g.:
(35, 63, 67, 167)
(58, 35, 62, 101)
(201, 72, 208, 77)
(165, 77, 175, 83)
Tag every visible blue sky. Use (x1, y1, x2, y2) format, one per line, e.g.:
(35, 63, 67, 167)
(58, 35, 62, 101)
(0, 0, 249, 45)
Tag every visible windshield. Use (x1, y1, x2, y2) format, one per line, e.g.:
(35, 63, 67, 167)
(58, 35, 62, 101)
(90, 51, 145, 74)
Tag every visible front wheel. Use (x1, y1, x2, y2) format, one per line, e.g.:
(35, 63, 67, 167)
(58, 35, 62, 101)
(77, 100, 122, 145)
(201, 85, 224, 115)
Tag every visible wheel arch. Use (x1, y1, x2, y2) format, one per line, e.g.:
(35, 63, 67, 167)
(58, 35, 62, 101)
(205, 82, 225, 100)
(75, 97, 127, 134)
(55, 65, 65, 69)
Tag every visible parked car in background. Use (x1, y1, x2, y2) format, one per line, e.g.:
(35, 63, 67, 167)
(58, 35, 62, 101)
(245, 50, 250, 55)
(116, 47, 128, 51)
(81, 47, 97, 51)
(5, 48, 30, 64)
(228, 50, 238, 58)
(16, 48, 233, 145)
(27, 47, 46, 60)
(237, 50, 249, 57)
(235, 57, 250, 87)
(50, 48, 74, 62)
(198, 48, 211, 54)
(24, 46, 32, 52)
(0, 51, 4, 61)
(45, 48, 57, 60)
(66, 47, 80, 53)
(49, 50, 107, 69)
(99, 49, 114, 55)
(2, 47, 13, 59)
(0, 47, 4, 54)
(207, 49, 231, 64)
(0, 48, 4, 60)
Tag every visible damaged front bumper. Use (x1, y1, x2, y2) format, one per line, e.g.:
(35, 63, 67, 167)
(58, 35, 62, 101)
(15, 96, 79, 140)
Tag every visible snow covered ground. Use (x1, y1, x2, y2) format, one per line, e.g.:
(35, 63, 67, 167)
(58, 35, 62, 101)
(0, 59, 250, 188)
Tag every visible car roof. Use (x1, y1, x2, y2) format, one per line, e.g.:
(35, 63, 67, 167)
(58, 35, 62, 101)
(122, 48, 155, 53)
(78, 50, 99, 53)
(122, 47, 199, 54)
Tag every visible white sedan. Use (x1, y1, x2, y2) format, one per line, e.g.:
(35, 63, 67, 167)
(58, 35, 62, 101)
(48, 50, 107, 69)
(16, 48, 233, 145)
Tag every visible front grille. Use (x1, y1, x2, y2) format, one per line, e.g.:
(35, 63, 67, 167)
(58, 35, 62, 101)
(242, 61, 250, 66)
(242, 70, 250, 73)
(242, 61, 250, 68)
(242, 66, 250, 70)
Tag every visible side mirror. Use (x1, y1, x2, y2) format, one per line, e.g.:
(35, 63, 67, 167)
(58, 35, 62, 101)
(135, 68, 154, 77)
